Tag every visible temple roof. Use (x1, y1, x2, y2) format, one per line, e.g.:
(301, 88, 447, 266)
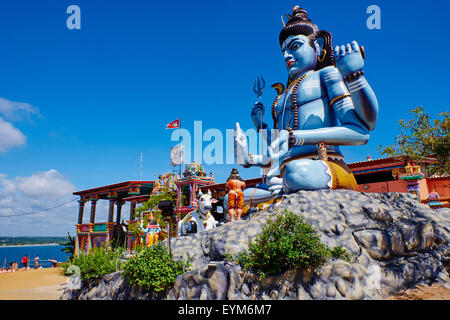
(348, 156, 435, 170)
(74, 181, 155, 200)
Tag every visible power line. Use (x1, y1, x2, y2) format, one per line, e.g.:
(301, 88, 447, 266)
(0, 198, 77, 218)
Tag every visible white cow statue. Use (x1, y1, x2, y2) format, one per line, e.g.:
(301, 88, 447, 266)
(177, 190, 218, 236)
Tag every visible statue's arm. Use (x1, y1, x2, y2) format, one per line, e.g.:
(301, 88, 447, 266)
(335, 41, 378, 131)
(289, 66, 369, 146)
(345, 75, 378, 131)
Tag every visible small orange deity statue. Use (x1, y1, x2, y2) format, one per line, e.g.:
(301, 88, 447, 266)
(225, 168, 246, 221)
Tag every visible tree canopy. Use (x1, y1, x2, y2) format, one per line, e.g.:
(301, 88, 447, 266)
(379, 106, 449, 176)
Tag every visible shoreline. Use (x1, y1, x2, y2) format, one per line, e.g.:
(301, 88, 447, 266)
(0, 243, 63, 248)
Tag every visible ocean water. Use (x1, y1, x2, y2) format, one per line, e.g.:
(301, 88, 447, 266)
(0, 244, 70, 269)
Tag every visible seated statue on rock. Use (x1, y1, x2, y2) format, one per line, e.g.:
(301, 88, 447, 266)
(233, 5, 378, 206)
(177, 190, 218, 236)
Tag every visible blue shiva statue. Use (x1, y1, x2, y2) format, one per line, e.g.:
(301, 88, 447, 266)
(232, 5, 379, 206)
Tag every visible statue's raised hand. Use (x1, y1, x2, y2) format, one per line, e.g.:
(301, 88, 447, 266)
(233, 122, 250, 168)
(334, 40, 364, 79)
(268, 129, 289, 161)
(251, 101, 266, 130)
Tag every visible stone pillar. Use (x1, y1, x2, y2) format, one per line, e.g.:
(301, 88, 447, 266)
(77, 200, 86, 225)
(129, 201, 136, 221)
(116, 200, 124, 224)
(108, 199, 115, 223)
(90, 199, 97, 224)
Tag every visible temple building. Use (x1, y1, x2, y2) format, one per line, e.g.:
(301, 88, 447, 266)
(72, 158, 448, 254)
(347, 156, 449, 208)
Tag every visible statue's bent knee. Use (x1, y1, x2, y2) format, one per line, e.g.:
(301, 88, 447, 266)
(282, 160, 331, 192)
(282, 159, 358, 193)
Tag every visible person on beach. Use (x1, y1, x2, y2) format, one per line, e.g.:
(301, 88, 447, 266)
(34, 254, 39, 269)
(21, 255, 28, 269)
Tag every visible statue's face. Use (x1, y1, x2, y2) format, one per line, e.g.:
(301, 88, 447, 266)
(282, 35, 318, 79)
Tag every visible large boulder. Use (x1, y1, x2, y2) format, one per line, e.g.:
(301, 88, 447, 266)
(61, 190, 450, 300)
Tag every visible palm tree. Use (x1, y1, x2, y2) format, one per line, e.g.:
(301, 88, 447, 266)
(61, 232, 75, 261)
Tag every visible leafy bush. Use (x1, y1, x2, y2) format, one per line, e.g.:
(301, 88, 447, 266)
(60, 244, 124, 280)
(134, 186, 176, 231)
(229, 210, 352, 277)
(122, 243, 190, 292)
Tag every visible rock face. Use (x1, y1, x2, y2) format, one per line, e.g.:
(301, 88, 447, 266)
(60, 190, 450, 300)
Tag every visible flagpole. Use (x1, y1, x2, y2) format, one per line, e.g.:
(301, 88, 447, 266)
(140, 152, 143, 181)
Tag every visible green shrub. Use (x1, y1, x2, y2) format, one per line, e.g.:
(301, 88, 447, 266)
(229, 210, 352, 277)
(122, 243, 191, 292)
(60, 244, 124, 280)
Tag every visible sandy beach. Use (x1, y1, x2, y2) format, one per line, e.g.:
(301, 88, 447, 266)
(0, 267, 68, 300)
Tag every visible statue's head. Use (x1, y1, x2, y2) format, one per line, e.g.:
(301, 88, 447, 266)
(279, 6, 334, 82)
(227, 167, 243, 181)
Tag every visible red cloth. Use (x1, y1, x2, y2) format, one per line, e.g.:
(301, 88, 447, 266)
(22, 256, 28, 263)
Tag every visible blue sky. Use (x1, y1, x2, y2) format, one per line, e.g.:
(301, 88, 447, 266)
(0, 0, 448, 236)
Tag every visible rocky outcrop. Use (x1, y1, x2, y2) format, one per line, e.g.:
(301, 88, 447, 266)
(61, 190, 450, 300)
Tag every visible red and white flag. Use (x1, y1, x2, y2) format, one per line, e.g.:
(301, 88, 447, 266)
(166, 119, 180, 129)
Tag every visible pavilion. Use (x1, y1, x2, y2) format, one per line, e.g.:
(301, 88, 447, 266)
(73, 180, 154, 255)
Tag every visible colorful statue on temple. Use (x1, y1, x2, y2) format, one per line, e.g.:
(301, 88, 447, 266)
(225, 168, 246, 221)
(183, 161, 207, 178)
(151, 173, 177, 195)
(139, 213, 161, 246)
(427, 190, 443, 209)
(177, 190, 218, 236)
(234, 5, 378, 202)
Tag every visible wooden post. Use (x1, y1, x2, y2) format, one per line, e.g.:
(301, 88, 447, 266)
(74, 224, 82, 256)
(192, 183, 197, 209)
(129, 201, 136, 221)
(77, 200, 86, 225)
(116, 200, 124, 224)
(176, 185, 181, 209)
(108, 199, 115, 223)
(89, 199, 97, 224)
(106, 222, 116, 244)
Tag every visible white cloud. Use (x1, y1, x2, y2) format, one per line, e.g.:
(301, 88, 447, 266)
(0, 169, 78, 236)
(16, 169, 75, 202)
(0, 97, 40, 153)
(0, 117, 26, 152)
(0, 97, 40, 122)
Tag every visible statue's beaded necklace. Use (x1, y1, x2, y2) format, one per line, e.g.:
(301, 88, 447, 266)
(198, 207, 211, 227)
(271, 72, 310, 130)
